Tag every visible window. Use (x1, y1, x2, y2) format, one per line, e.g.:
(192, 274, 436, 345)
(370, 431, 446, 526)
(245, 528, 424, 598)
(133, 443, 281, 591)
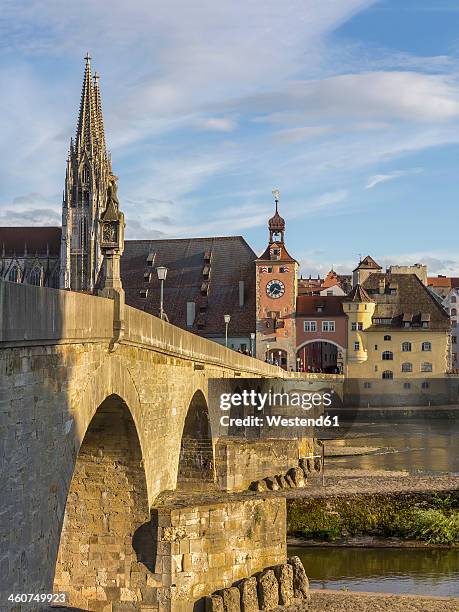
(351, 322, 362, 331)
(374, 318, 392, 325)
(351, 322, 357, 331)
(382, 351, 393, 360)
(7, 266, 20, 283)
(384, 335, 391, 341)
(363, 382, 372, 389)
(422, 342, 432, 351)
(303, 321, 317, 332)
(421, 362, 433, 372)
(322, 321, 335, 332)
(326, 290, 333, 296)
(29, 267, 42, 286)
(374, 365, 378, 372)
(451, 308, 457, 316)
(402, 362, 412, 373)
(404, 382, 411, 389)
(452, 336, 457, 344)
(451, 296, 457, 303)
(422, 381, 430, 389)
(402, 342, 412, 352)
(453, 321, 457, 328)
(374, 344, 378, 350)
(382, 370, 393, 379)
(354, 342, 360, 351)
(279, 266, 288, 273)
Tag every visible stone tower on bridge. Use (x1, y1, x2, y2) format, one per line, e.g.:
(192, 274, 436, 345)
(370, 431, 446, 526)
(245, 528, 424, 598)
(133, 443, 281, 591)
(60, 54, 113, 291)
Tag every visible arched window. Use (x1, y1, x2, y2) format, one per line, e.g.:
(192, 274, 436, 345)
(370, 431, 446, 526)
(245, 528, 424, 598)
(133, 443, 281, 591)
(421, 362, 433, 372)
(384, 335, 391, 341)
(7, 266, 20, 283)
(402, 342, 411, 352)
(422, 342, 432, 351)
(402, 362, 412, 373)
(451, 308, 457, 316)
(382, 351, 393, 360)
(382, 370, 393, 379)
(29, 266, 43, 286)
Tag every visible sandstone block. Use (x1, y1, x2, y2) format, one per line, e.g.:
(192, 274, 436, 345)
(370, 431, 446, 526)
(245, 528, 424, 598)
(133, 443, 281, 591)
(275, 563, 294, 606)
(264, 477, 279, 492)
(206, 594, 224, 612)
(287, 467, 305, 488)
(284, 474, 295, 488)
(298, 458, 309, 477)
(221, 586, 241, 611)
(288, 556, 310, 600)
(257, 569, 278, 610)
(238, 576, 259, 612)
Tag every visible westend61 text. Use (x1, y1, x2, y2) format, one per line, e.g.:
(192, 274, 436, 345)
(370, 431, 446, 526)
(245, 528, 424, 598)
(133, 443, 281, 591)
(219, 390, 333, 411)
(219, 414, 339, 427)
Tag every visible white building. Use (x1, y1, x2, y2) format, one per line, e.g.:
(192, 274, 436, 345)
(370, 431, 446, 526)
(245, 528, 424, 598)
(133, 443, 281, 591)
(443, 288, 459, 369)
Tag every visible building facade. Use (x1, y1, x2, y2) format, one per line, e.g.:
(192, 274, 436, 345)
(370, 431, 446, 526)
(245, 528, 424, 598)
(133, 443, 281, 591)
(443, 287, 459, 369)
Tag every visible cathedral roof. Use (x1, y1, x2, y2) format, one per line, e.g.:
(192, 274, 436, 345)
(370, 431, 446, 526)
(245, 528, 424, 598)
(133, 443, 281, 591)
(0, 227, 61, 256)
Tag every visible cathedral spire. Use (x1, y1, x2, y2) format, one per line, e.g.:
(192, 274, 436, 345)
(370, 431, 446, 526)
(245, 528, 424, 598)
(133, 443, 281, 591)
(60, 55, 113, 292)
(93, 71, 107, 157)
(75, 53, 98, 154)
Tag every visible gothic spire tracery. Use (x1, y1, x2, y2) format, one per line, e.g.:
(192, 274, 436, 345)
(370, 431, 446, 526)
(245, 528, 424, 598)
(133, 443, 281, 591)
(60, 54, 113, 293)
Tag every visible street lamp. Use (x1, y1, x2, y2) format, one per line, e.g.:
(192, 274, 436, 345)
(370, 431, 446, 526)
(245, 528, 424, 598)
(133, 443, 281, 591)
(250, 332, 255, 357)
(156, 266, 168, 320)
(266, 343, 270, 363)
(296, 357, 301, 372)
(224, 314, 231, 348)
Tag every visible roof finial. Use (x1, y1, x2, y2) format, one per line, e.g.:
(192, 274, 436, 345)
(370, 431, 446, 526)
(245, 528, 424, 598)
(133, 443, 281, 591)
(272, 188, 279, 213)
(93, 71, 99, 83)
(84, 52, 91, 64)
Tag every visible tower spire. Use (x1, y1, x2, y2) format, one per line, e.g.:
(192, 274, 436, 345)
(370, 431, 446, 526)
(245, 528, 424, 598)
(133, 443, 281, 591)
(60, 55, 113, 293)
(268, 188, 285, 242)
(75, 52, 97, 153)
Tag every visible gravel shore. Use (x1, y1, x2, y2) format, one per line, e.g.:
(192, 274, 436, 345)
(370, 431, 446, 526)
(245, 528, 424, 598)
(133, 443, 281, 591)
(283, 590, 459, 611)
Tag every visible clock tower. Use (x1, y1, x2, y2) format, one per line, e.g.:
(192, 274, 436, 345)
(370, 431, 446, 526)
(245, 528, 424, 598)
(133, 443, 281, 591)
(255, 191, 298, 369)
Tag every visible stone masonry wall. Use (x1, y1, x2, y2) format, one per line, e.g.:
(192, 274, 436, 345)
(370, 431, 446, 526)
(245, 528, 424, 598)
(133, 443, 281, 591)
(153, 497, 286, 611)
(214, 439, 300, 491)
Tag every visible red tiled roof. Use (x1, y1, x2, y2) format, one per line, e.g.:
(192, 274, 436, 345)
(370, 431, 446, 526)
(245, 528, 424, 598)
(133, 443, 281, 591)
(296, 295, 346, 317)
(121, 236, 256, 336)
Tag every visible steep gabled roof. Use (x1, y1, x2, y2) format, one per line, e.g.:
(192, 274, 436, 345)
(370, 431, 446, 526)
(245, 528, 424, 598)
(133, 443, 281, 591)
(344, 284, 372, 303)
(353, 255, 382, 272)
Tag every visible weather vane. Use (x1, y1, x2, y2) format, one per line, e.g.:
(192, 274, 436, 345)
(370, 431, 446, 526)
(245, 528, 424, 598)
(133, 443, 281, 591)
(272, 188, 279, 204)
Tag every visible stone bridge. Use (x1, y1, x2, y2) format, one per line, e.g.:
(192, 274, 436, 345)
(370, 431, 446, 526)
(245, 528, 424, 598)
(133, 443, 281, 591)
(0, 280, 343, 611)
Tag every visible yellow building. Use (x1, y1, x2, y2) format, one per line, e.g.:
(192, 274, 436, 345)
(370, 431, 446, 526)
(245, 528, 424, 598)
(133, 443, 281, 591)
(345, 273, 450, 380)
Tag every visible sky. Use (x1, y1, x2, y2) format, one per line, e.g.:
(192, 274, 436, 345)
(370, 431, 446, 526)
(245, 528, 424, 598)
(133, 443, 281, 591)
(1, 0, 459, 276)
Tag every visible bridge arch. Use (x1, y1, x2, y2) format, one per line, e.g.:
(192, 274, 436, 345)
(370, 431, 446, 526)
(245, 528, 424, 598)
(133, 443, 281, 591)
(53, 392, 155, 610)
(177, 389, 215, 490)
(296, 339, 345, 373)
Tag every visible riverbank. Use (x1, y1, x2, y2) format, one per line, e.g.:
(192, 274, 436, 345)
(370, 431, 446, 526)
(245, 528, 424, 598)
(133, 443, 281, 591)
(288, 534, 456, 548)
(283, 590, 459, 611)
(287, 486, 458, 544)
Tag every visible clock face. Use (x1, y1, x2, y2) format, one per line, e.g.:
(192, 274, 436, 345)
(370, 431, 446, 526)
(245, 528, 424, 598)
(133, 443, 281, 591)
(266, 279, 285, 299)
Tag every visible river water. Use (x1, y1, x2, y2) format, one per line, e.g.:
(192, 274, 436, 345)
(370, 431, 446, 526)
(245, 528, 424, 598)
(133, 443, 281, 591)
(288, 546, 459, 597)
(299, 415, 459, 595)
(320, 414, 459, 474)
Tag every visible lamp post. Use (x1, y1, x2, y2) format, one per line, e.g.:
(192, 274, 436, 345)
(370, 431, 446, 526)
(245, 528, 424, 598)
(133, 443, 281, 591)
(250, 332, 255, 357)
(156, 266, 168, 320)
(296, 357, 301, 372)
(224, 314, 231, 348)
(266, 343, 270, 363)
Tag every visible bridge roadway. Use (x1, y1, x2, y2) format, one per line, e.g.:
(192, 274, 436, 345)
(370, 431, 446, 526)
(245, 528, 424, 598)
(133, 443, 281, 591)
(0, 280, 343, 610)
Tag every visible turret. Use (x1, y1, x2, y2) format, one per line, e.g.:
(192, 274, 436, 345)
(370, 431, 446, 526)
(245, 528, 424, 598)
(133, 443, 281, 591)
(344, 284, 375, 367)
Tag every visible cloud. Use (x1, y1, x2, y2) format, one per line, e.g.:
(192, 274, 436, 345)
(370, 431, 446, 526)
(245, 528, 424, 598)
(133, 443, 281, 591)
(274, 126, 334, 143)
(196, 117, 237, 132)
(365, 168, 423, 189)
